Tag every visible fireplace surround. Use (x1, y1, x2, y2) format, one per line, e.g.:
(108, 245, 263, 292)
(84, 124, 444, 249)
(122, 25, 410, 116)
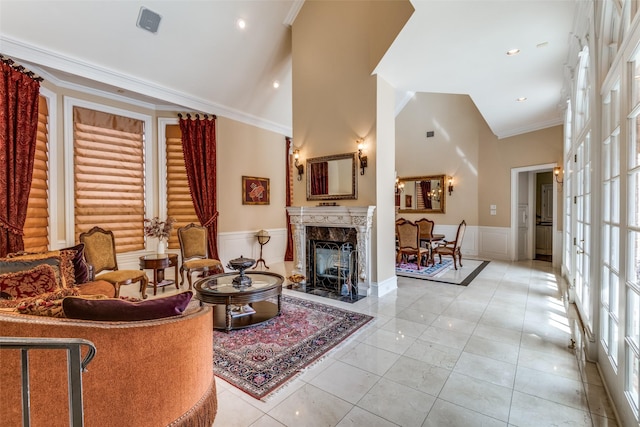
(286, 206, 375, 296)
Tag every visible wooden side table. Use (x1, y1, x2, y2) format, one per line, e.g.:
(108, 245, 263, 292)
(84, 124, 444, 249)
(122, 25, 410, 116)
(139, 253, 179, 296)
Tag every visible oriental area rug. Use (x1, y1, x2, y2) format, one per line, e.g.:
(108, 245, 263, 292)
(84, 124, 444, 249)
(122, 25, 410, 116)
(396, 258, 490, 286)
(212, 295, 373, 400)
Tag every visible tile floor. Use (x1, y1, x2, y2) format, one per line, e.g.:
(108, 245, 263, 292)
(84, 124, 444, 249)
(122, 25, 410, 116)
(139, 259, 620, 426)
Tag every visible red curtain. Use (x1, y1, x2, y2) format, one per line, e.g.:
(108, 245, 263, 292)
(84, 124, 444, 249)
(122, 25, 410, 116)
(0, 61, 41, 257)
(310, 162, 328, 195)
(179, 114, 220, 260)
(284, 136, 294, 261)
(420, 180, 432, 209)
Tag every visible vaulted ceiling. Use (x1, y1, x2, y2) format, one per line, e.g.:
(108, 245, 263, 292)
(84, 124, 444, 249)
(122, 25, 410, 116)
(0, 0, 576, 139)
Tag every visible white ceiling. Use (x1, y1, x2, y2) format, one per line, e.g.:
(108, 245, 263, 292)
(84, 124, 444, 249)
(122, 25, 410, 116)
(0, 0, 576, 139)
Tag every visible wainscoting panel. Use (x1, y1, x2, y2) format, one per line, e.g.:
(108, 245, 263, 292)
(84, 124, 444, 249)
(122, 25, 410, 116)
(217, 228, 287, 270)
(478, 226, 510, 260)
(433, 224, 478, 257)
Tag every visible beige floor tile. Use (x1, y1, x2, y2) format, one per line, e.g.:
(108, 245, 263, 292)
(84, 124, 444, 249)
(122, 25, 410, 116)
(509, 390, 592, 427)
(335, 406, 399, 427)
(308, 360, 380, 404)
(339, 342, 401, 376)
(422, 399, 507, 427)
(357, 377, 435, 427)
(383, 355, 451, 396)
(463, 335, 520, 364)
(438, 372, 512, 421)
(419, 325, 471, 349)
(267, 384, 353, 427)
(514, 365, 588, 411)
(453, 352, 516, 388)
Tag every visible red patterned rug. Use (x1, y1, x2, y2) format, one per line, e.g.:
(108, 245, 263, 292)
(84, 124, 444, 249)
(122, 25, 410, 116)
(212, 295, 373, 400)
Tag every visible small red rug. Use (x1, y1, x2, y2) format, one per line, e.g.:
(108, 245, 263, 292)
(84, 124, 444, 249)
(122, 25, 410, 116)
(212, 295, 373, 400)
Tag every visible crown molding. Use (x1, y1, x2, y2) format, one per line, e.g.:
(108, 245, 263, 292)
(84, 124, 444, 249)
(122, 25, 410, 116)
(495, 117, 564, 139)
(1, 36, 292, 136)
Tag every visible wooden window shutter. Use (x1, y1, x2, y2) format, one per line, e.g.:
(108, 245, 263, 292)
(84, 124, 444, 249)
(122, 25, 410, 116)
(73, 106, 145, 253)
(165, 124, 198, 249)
(23, 95, 50, 252)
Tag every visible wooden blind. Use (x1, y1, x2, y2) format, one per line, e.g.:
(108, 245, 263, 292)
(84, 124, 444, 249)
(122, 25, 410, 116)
(166, 124, 198, 249)
(73, 106, 145, 253)
(23, 95, 50, 252)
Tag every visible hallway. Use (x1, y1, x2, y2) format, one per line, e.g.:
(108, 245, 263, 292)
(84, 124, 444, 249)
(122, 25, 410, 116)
(212, 259, 618, 426)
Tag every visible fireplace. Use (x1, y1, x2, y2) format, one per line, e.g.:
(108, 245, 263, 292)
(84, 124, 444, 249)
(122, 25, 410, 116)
(286, 206, 375, 296)
(307, 226, 359, 300)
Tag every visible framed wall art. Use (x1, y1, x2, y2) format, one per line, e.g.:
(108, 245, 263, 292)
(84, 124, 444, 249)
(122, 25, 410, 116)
(242, 176, 270, 205)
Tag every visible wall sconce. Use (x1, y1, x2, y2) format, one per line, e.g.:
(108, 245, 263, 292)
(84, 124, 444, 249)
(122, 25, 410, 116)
(356, 139, 367, 175)
(294, 150, 304, 181)
(448, 177, 454, 196)
(554, 166, 563, 185)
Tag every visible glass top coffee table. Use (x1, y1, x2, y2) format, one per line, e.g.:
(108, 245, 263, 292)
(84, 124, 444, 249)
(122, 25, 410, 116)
(193, 271, 284, 332)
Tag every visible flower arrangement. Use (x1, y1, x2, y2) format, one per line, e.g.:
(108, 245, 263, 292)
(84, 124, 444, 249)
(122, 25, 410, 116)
(144, 217, 176, 241)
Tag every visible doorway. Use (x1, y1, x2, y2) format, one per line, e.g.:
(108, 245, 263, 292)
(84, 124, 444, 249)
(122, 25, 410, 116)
(510, 163, 560, 265)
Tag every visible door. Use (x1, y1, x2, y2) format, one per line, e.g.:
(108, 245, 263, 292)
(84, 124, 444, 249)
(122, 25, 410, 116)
(570, 136, 593, 332)
(518, 204, 528, 259)
(541, 184, 553, 222)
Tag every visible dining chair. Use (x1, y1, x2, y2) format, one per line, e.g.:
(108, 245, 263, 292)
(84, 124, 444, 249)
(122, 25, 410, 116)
(415, 218, 436, 264)
(395, 220, 429, 269)
(433, 220, 466, 270)
(177, 223, 224, 290)
(79, 226, 149, 298)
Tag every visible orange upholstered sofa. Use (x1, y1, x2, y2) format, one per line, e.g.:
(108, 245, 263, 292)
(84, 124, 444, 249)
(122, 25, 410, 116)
(0, 304, 217, 427)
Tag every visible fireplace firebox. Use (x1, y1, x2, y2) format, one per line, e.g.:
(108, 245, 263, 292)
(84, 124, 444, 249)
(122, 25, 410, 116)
(308, 240, 358, 300)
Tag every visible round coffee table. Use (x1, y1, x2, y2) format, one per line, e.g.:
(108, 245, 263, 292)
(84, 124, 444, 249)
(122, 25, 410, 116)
(193, 271, 284, 332)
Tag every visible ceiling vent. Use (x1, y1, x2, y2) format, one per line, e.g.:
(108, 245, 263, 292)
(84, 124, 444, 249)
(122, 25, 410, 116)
(136, 7, 161, 34)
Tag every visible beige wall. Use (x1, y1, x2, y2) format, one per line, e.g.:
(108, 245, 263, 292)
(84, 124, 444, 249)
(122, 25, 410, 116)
(396, 92, 564, 230)
(395, 93, 482, 227)
(291, 0, 413, 208)
(479, 125, 563, 227)
(216, 117, 287, 233)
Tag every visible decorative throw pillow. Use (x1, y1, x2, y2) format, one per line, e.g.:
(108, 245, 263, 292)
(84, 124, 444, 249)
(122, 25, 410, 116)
(62, 291, 193, 321)
(15, 288, 80, 318)
(0, 264, 60, 300)
(0, 254, 66, 289)
(60, 243, 91, 285)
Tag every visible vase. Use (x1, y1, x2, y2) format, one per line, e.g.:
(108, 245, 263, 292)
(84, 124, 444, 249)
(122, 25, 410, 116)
(157, 239, 166, 255)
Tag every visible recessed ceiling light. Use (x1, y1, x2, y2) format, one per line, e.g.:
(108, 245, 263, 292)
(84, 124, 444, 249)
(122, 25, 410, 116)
(506, 48, 520, 56)
(273, 80, 280, 89)
(236, 18, 246, 29)
(516, 97, 527, 102)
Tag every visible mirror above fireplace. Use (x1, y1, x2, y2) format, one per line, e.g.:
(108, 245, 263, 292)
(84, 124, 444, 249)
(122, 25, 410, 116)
(397, 175, 447, 214)
(306, 152, 358, 201)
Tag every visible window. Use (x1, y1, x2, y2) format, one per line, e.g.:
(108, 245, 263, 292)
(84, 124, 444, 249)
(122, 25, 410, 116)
(23, 95, 50, 252)
(602, 83, 621, 369)
(72, 106, 145, 253)
(165, 123, 198, 249)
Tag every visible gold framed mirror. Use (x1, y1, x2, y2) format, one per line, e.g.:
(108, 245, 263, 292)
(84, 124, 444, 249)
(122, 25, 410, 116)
(306, 152, 358, 200)
(397, 175, 447, 213)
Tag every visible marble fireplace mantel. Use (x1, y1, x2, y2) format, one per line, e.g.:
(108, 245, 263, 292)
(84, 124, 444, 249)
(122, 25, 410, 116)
(286, 206, 376, 295)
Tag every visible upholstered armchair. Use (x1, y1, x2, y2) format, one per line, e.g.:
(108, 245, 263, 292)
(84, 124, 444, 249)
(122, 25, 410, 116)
(79, 226, 149, 298)
(396, 220, 429, 269)
(177, 223, 224, 289)
(433, 220, 466, 270)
